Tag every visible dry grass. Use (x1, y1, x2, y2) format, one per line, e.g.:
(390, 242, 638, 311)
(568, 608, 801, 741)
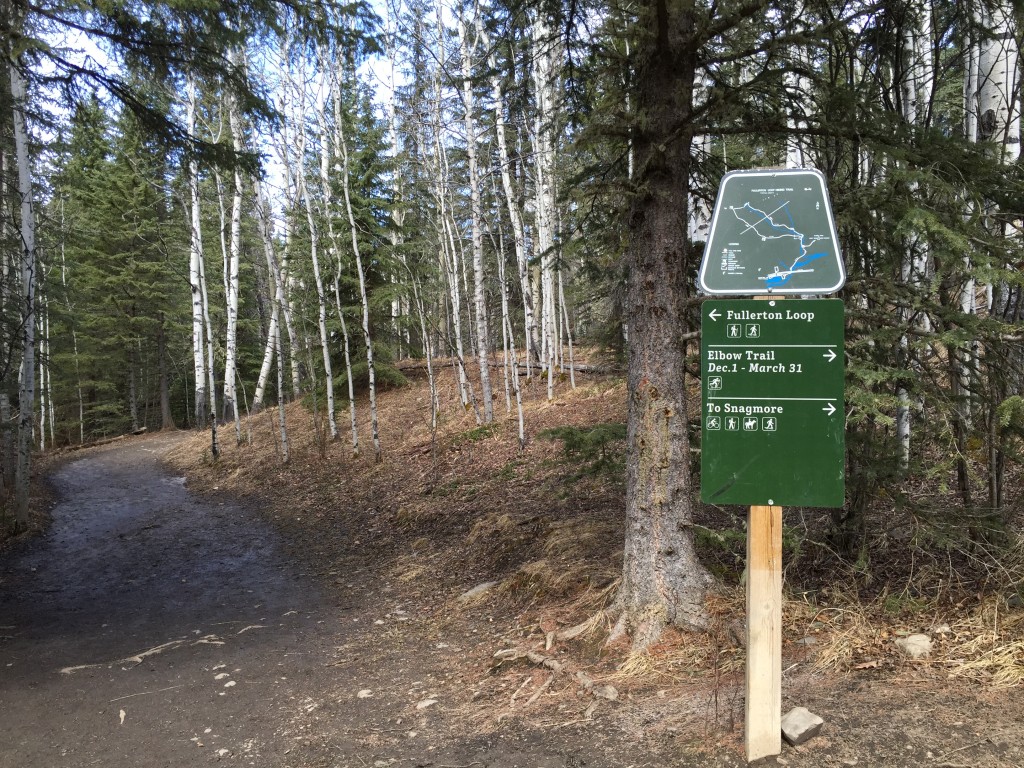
(806, 589, 1024, 689)
(949, 599, 1024, 689)
(159, 353, 1024, 694)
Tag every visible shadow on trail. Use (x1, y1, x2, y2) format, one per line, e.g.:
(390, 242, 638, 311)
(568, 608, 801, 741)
(0, 433, 333, 767)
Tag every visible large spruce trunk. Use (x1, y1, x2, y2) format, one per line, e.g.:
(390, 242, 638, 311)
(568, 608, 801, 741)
(610, 0, 712, 648)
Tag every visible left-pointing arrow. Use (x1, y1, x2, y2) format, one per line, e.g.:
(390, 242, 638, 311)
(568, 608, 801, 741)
(708, 308, 721, 321)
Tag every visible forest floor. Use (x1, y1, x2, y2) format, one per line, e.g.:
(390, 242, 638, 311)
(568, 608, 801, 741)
(3, 360, 1024, 766)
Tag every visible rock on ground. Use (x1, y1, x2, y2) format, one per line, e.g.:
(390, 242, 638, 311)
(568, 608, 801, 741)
(781, 707, 824, 746)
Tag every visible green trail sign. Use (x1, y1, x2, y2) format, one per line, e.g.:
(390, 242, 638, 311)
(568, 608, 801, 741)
(698, 168, 844, 296)
(700, 298, 845, 507)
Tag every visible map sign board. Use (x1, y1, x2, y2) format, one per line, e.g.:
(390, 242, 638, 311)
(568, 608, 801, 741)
(698, 169, 844, 296)
(700, 299, 845, 507)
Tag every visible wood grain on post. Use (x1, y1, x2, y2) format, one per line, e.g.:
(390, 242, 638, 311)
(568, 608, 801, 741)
(746, 503, 783, 762)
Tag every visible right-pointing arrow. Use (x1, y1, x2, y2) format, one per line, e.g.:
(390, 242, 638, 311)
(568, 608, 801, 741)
(823, 349, 837, 363)
(822, 402, 837, 416)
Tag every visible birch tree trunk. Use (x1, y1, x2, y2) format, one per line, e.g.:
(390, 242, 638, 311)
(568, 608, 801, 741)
(531, 11, 561, 398)
(425, 16, 472, 410)
(895, 1, 935, 468)
(275, 298, 289, 464)
(251, 179, 281, 411)
(337, 109, 381, 461)
(222, 74, 244, 443)
(37, 303, 46, 451)
(274, 68, 305, 403)
(971, 1, 1020, 510)
(461, 13, 493, 423)
(187, 74, 209, 427)
(488, 47, 538, 372)
(286, 56, 339, 443)
(333, 269, 359, 455)
(10, 58, 36, 527)
(319, 62, 360, 445)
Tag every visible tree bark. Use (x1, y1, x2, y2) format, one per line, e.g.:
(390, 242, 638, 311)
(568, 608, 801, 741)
(461, 13, 493, 423)
(11, 58, 36, 528)
(186, 75, 209, 428)
(610, 0, 712, 649)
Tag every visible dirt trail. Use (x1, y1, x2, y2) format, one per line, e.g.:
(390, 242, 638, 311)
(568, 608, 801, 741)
(0, 434, 622, 768)
(5, 433, 1023, 768)
(0, 433, 342, 766)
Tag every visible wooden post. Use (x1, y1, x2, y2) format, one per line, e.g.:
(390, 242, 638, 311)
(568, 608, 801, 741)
(746, 503, 783, 761)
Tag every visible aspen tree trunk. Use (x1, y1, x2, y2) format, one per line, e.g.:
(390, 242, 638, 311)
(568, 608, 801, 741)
(320, 55, 357, 444)
(251, 180, 280, 410)
(272, 63, 305, 403)
(318, 62, 360, 443)
(37, 311, 45, 451)
(494, 221, 512, 412)
(288, 60, 339, 442)
(11, 58, 36, 527)
(428, 17, 472, 410)
(275, 302, 289, 464)
(337, 113, 381, 461)
(460, 13, 493, 423)
(199, 217, 219, 455)
(222, 74, 244, 444)
(186, 75, 209, 427)
(783, 58, 808, 170)
(411, 277, 440, 434)
(531, 11, 560, 398)
(332, 270, 359, 455)
(972, 0, 1020, 510)
(495, 209, 526, 446)
(486, 33, 538, 373)
(895, 1, 935, 468)
(1, 395, 12, 501)
(296, 153, 339, 442)
(558, 267, 576, 389)
(383, 8, 407, 360)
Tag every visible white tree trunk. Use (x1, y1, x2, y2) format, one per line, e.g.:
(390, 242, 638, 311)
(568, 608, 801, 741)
(186, 75, 209, 427)
(487, 35, 538, 374)
(337, 112, 381, 461)
(287, 56, 339, 442)
(460, 14, 493, 423)
(332, 269, 359, 455)
(275, 299, 289, 464)
(37, 303, 47, 451)
(251, 180, 281, 411)
(975, 2, 1021, 160)
(896, 1, 935, 467)
(222, 67, 244, 443)
(11, 59, 36, 526)
(531, 11, 561, 398)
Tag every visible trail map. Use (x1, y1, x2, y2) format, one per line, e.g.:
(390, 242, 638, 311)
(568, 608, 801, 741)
(698, 169, 845, 295)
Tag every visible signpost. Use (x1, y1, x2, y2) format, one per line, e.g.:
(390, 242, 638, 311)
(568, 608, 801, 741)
(697, 169, 846, 763)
